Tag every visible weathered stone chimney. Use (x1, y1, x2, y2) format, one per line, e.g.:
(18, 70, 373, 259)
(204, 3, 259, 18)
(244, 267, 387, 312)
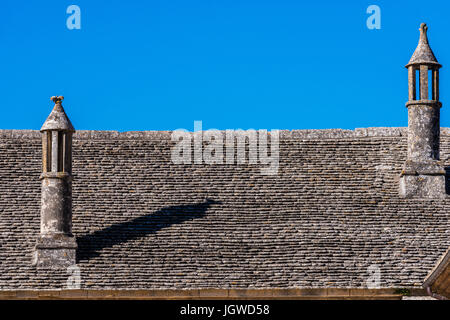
(400, 23, 446, 198)
(33, 96, 77, 267)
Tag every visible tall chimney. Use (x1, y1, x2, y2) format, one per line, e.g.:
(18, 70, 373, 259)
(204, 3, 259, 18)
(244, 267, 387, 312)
(400, 23, 446, 198)
(33, 96, 77, 268)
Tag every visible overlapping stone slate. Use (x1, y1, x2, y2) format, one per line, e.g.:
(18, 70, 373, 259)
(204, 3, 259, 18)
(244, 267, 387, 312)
(0, 128, 448, 290)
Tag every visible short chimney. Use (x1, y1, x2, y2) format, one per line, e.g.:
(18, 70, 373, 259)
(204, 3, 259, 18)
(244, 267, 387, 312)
(400, 23, 446, 198)
(33, 96, 77, 267)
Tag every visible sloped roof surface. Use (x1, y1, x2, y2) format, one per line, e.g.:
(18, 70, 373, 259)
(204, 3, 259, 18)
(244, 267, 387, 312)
(40, 102, 75, 132)
(0, 128, 449, 290)
(407, 23, 440, 67)
(424, 247, 450, 298)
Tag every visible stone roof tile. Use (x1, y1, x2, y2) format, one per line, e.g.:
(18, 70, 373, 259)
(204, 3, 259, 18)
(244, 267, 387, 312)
(0, 129, 448, 290)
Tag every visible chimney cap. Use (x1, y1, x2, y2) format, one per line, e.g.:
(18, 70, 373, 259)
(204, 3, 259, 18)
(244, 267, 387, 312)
(406, 23, 441, 68)
(41, 96, 75, 132)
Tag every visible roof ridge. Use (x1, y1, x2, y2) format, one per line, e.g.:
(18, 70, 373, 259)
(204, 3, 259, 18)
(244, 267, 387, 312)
(1, 127, 450, 140)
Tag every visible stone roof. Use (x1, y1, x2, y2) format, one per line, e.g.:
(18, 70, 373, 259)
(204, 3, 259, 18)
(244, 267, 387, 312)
(0, 128, 449, 290)
(423, 247, 450, 298)
(406, 23, 440, 68)
(40, 97, 75, 132)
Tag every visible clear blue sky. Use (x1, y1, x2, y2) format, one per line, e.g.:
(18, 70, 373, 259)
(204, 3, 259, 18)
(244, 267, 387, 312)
(0, 0, 448, 131)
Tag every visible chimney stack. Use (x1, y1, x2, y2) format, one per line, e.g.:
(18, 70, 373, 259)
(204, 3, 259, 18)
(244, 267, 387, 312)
(33, 96, 77, 268)
(400, 23, 446, 198)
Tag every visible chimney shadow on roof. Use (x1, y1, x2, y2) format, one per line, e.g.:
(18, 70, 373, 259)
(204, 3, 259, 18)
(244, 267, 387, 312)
(76, 198, 220, 262)
(445, 167, 450, 195)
